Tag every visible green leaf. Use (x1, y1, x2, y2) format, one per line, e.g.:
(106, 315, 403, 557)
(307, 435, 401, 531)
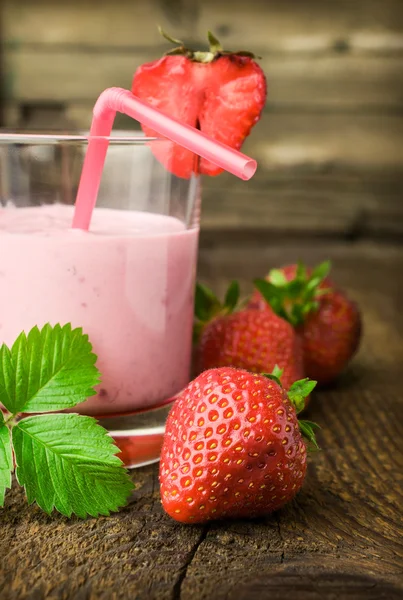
(0, 345, 15, 414)
(158, 26, 184, 46)
(0, 324, 100, 414)
(263, 373, 282, 387)
(295, 262, 307, 281)
(0, 412, 13, 507)
(299, 420, 320, 450)
(254, 279, 288, 320)
(224, 281, 240, 313)
(311, 260, 331, 282)
(258, 261, 333, 327)
(207, 30, 223, 53)
(269, 269, 288, 287)
(271, 365, 284, 380)
(12, 414, 134, 518)
(288, 378, 317, 413)
(194, 283, 220, 322)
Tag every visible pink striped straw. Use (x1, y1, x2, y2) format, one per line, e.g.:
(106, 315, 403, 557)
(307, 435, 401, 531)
(72, 87, 257, 230)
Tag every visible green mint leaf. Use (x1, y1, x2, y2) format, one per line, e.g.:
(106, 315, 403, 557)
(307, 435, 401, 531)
(194, 283, 220, 322)
(0, 324, 100, 414)
(12, 414, 133, 518)
(268, 269, 288, 287)
(224, 281, 240, 313)
(288, 378, 317, 413)
(0, 412, 13, 507)
(298, 420, 320, 450)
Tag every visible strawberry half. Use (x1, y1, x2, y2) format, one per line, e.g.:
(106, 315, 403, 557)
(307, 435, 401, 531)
(132, 30, 267, 178)
(160, 367, 318, 523)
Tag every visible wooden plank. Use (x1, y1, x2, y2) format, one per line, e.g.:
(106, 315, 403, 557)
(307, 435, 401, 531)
(200, 187, 403, 238)
(207, 112, 403, 177)
(2, 0, 199, 48)
(4, 0, 403, 53)
(198, 0, 403, 54)
(1, 241, 403, 599)
(4, 48, 403, 112)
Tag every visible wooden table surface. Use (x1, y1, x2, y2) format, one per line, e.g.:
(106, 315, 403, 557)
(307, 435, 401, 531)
(1, 239, 402, 600)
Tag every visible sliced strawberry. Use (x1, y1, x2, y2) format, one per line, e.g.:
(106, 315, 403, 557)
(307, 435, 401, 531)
(131, 30, 266, 179)
(199, 56, 266, 176)
(132, 56, 200, 179)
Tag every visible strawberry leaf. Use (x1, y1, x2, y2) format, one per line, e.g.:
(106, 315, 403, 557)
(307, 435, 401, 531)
(12, 414, 134, 518)
(0, 324, 100, 414)
(271, 365, 284, 380)
(0, 412, 13, 507)
(253, 279, 289, 322)
(263, 374, 282, 386)
(255, 261, 333, 327)
(295, 262, 307, 281)
(288, 378, 317, 413)
(158, 26, 184, 46)
(224, 281, 240, 313)
(194, 283, 220, 322)
(299, 420, 320, 450)
(268, 269, 288, 287)
(311, 260, 331, 282)
(207, 30, 223, 53)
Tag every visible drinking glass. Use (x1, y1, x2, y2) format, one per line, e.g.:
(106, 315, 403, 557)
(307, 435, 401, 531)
(0, 133, 200, 467)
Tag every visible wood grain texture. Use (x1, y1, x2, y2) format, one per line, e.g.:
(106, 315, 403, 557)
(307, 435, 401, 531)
(1, 240, 402, 600)
(4, 50, 403, 112)
(4, 0, 403, 51)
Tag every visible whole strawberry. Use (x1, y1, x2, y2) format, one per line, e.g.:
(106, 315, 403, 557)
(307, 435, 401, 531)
(160, 367, 317, 523)
(194, 282, 304, 391)
(252, 262, 362, 385)
(132, 29, 266, 178)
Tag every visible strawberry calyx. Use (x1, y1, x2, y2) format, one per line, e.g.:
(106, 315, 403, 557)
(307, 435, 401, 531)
(254, 261, 332, 327)
(159, 27, 258, 64)
(263, 368, 320, 450)
(194, 281, 240, 343)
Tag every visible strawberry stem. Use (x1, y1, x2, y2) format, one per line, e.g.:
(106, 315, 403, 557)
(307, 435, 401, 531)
(158, 26, 258, 63)
(158, 26, 184, 46)
(193, 281, 241, 344)
(254, 260, 332, 327)
(207, 31, 223, 53)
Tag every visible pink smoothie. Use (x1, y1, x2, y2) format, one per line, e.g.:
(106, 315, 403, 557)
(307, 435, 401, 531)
(0, 204, 199, 415)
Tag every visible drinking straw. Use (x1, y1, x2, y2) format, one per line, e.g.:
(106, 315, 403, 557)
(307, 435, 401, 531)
(72, 87, 257, 230)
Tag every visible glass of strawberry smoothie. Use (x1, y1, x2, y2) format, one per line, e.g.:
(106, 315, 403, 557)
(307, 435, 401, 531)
(0, 133, 200, 467)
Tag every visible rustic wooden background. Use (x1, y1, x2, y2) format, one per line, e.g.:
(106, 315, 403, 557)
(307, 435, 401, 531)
(1, 0, 403, 240)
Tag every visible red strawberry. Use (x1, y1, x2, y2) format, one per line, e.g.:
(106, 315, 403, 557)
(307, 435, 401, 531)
(160, 367, 317, 523)
(194, 282, 304, 392)
(252, 262, 362, 385)
(198, 310, 304, 391)
(132, 30, 266, 179)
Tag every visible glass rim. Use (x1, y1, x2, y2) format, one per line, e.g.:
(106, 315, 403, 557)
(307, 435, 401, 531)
(0, 132, 164, 144)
